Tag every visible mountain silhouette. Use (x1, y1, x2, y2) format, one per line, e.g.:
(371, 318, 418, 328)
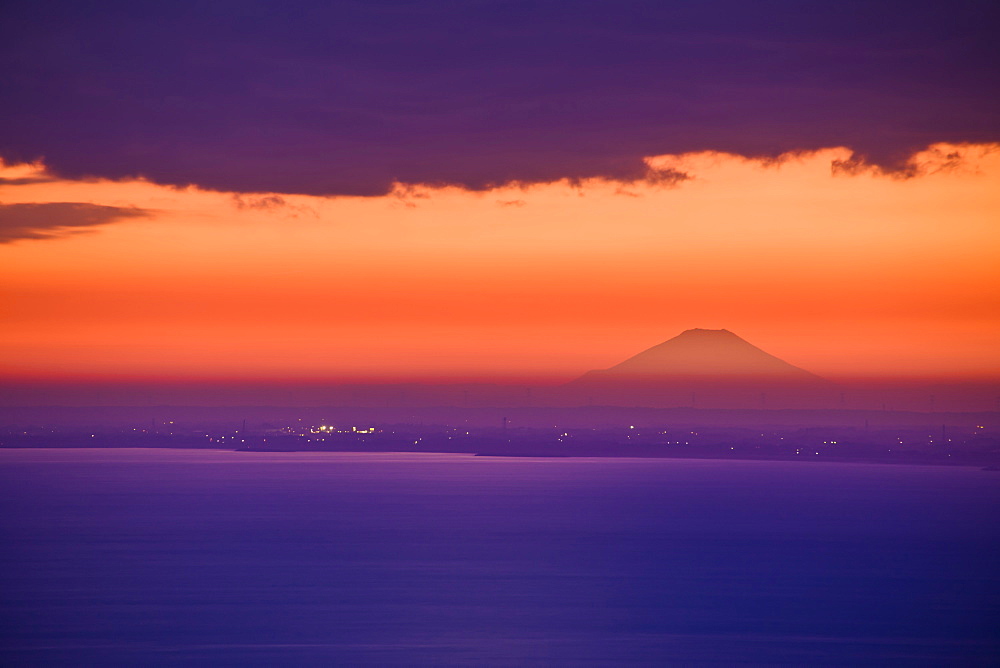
(573, 329, 827, 386)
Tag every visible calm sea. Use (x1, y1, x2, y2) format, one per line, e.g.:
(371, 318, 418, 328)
(1, 449, 997, 666)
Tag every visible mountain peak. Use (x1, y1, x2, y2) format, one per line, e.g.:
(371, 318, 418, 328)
(575, 329, 826, 384)
(677, 328, 735, 337)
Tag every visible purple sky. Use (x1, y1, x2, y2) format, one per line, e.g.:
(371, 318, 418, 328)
(2, 0, 997, 195)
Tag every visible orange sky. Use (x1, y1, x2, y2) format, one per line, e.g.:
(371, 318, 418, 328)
(2, 143, 998, 383)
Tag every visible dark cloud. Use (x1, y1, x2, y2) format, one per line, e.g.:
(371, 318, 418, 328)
(232, 193, 318, 218)
(0, 202, 151, 243)
(0, 176, 58, 186)
(830, 145, 987, 179)
(233, 195, 287, 210)
(634, 168, 690, 188)
(0, 0, 997, 196)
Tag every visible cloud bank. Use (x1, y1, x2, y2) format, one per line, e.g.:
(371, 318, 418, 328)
(0, 0, 997, 195)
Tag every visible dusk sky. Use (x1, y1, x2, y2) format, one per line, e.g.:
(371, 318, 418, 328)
(2, 0, 998, 385)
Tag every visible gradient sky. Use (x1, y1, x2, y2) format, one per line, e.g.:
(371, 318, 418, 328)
(1, 1, 999, 385)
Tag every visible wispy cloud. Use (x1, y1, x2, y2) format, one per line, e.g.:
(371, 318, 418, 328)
(0, 202, 151, 243)
(233, 194, 287, 210)
(0, 175, 58, 186)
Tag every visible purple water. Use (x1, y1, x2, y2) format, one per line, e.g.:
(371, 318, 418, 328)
(1, 449, 998, 666)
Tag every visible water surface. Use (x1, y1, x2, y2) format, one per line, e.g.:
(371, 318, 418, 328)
(1, 449, 997, 665)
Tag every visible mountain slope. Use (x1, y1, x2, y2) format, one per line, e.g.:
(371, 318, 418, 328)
(574, 329, 827, 385)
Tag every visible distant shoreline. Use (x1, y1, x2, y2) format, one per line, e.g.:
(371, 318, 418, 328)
(2, 443, 996, 470)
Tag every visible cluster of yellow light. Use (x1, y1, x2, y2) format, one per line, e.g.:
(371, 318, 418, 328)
(308, 425, 375, 434)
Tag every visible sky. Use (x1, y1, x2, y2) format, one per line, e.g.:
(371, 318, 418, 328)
(1, 1, 999, 387)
